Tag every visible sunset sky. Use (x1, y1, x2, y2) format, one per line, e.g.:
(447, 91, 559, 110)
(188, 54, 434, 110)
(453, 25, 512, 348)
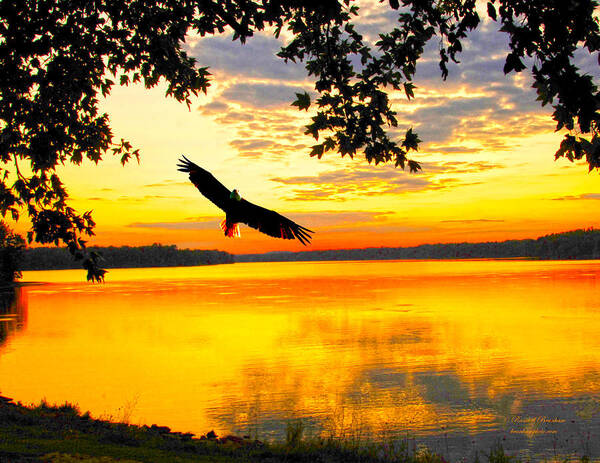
(11, 2, 600, 254)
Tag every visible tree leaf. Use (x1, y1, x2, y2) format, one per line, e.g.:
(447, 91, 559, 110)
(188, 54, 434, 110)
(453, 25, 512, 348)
(310, 144, 325, 158)
(403, 82, 416, 100)
(291, 92, 311, 111)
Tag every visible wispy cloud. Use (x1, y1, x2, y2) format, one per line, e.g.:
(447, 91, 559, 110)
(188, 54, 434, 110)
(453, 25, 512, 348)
(144, 180, 190, 188)
(84, 194, 186, 203)
(127, 210, 393, 231)
(551, 193, 600, 201)
(270, 159, 502, 201)
(229, 139, 273, 151)
(419, 161, 503, 174)
(394, 87, 553, 150)
(199, 101, 230, 114)
(441, 219, 505, 224)
(221, 82, 305, 108)
(128, 220, 220, 230)
(425, 145, 483, 154)
(271, 166, 432, 200)
(284, 210, 394, 228)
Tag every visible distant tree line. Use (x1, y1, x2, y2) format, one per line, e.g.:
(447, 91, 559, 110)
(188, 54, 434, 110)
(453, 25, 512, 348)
(236, 229, 600, 263)
(20, 244, 234, 271)
(7, 228, 600, 277)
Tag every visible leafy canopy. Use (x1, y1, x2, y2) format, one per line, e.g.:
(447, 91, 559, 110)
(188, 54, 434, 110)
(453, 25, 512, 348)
(1, 0, 599, 277)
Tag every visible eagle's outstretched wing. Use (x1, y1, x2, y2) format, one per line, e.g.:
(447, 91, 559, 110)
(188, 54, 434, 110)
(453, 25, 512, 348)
(177, 156, 314, 245)
(176, 156, 231, 211)
(237, 199, 313, 245)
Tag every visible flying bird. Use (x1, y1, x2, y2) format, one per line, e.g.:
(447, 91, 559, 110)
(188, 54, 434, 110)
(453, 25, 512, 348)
(177, 156, 313, 245)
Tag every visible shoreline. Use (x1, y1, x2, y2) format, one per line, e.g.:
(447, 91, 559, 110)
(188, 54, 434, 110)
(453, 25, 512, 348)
(0, 395, 439, 463)
(1, 396, 595, 463)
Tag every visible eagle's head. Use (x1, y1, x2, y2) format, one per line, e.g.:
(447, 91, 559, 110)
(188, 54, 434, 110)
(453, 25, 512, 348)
(230, 189, 241, 201)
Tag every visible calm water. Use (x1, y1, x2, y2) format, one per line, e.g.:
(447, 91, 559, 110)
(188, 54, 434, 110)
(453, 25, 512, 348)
(1, 260, 600, 461)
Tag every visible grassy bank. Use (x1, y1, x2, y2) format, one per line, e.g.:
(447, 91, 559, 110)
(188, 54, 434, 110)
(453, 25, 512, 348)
(0, 395, 436, 463)
(0, 396, 590, 463)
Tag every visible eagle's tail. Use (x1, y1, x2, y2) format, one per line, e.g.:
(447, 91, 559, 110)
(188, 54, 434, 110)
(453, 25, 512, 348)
(220, 219, 241, 238)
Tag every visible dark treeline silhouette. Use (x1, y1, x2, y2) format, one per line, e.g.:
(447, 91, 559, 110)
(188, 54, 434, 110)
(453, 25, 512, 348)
(16, 229, 600, 271)
(20, 244, 234, 271)
(237, 228, 600, 263)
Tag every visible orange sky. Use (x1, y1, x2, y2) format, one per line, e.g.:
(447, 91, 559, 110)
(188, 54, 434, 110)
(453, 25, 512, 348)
(8, 5, 600, 255)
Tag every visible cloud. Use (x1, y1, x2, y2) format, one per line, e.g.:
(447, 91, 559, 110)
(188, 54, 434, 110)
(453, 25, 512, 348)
(387, 22, 557, 150)
(270, 158, 503, 201)
(396, 84, 553, 148)
(212, 110, 256, 124)
(101, 193, 188, 203)
(441, 219, 505, 224)
(283, 210, 394, 228)
(188, 33, 306, 81)
(198, 106, 311, 158)
(197, 97, 311, 159)
(414, 22, 512, 85)
(229, 139, 273, 151)
(81, 195, 185, 203)
(394, 89, 554, 149)
(128, 219, 220, 230)
(551, 193, 600, 201)
(126, 210, 392, 231)
(420, 160, 503, 174)
(143, 195, 187, 200)
(230, 140, 308, 159)
(351, 6, 400, 43)
(573, 44, 600, 79)
(144, 180, 190, 188)
(273, 167, 420, 185)
(425, 145, 483, 154)
(220, 82, 304, 108)
(271, 166, 433, 200)
(199, 101, 230, 115)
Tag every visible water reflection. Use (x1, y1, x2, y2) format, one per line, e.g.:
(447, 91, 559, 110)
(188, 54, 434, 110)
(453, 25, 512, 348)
(0, 287, 27, 346)
(1, 261, 599, 461)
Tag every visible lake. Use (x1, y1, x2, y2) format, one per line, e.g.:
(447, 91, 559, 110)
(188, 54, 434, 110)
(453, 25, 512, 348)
(1, 260, 599, 461)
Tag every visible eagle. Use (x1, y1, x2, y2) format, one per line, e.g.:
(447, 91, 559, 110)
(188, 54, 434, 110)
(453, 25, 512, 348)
(177, 156, 313, 245)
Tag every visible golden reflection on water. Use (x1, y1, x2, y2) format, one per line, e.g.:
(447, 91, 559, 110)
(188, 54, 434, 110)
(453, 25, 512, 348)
(2, 260, 600, 460)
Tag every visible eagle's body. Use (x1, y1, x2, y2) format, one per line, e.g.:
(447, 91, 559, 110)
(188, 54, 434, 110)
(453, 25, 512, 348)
(177, 156, 313, 245)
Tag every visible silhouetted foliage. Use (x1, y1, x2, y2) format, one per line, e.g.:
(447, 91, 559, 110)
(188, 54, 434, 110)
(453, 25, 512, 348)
(20, 244, 234, 271)
(236, 228, 600, 262)
(1, 1, 599, 276)
(0, 221, 25, 284)
(535, 228, 600, 260)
